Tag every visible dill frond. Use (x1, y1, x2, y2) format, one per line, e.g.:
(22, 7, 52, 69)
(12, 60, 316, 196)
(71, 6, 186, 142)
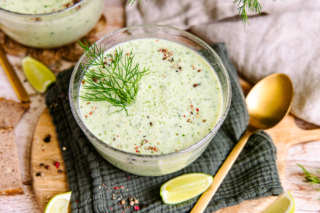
(298, 164, 320, 190)
(78, 40, 151, 115)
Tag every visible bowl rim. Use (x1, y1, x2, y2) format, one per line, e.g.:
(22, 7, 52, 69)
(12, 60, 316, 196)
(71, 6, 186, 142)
(0, 0, 90, 17)
(69, 24, 232, 160)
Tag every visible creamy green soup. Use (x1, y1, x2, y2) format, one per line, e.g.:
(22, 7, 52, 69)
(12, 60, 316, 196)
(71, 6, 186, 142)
(0, 0, 78, 14)
(79, 39, 222, 155)
(0, 0, 103, 48)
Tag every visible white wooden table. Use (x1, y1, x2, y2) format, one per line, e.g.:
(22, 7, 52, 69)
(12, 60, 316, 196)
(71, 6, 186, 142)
(0, 0, 319, 212)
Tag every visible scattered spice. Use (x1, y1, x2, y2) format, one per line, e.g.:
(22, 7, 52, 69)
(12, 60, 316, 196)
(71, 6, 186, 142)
(150, 122, 153, 126)
(43, 134, 51, 143)
(36, 172, 41, 177)
(45, 165, 50, 170)
(54, 162, 60, 168)
(134, 199, 139, 204)
(130, 201, 134, 206)
(121, 199, 126, 205)
(198, 70, 201, 72)
(202, 119, 206, 122)
(193, 84, 198, 88)
(58, 169, 63, 174)
(134, 206, 140, 211)
(39, 163, 44, 168)
(62, 147, 67, 151)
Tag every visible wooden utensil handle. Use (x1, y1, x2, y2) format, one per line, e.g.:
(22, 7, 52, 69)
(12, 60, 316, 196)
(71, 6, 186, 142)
(190, 130, 253, 213)
(0, 45, 29, 103)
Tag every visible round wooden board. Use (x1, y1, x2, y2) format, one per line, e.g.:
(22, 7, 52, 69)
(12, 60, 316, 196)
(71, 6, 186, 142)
(31, 109, 68, 212)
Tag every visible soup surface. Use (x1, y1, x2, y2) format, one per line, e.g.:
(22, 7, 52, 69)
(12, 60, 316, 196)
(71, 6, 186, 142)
(79, 38, 222, 154)
(0, 0, 79, 14)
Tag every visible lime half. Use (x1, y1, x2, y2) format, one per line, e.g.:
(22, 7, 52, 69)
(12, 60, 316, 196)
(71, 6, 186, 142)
(45, 191, 72, 213)
(22, 56, 56, 93)
(160, 173, 213, 204)
(263, 191, 295, 213)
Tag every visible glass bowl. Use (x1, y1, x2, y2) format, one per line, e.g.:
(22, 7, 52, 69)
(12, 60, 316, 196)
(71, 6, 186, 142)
(69, 25, 232, 176)
(0, 0, 104, 48)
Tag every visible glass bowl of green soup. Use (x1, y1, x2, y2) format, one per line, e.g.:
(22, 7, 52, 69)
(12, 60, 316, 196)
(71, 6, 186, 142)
(69, 25, 232, 176)
(0, 0, 104, 48)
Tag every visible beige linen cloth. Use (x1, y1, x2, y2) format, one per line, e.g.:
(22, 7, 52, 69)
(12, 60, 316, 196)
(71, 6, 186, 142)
(126, 0, 320, 126)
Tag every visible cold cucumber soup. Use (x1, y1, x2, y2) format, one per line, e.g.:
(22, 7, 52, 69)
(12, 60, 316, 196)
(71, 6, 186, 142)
(0, 0, 79, 14)
(0, 0, 104, 48)
(79, 38, 222, 155)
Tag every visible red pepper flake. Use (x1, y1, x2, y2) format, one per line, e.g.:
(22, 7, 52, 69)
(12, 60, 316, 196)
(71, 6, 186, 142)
(126, 52, 130, 55)
(156, 40, 158, 42)
(89, 111, 93, 115)
(134, 206, 140, 211)
(87, 102, 90, 105)
(128, 176, 130, 179)
(117, 135, 119, 137)
(110, 207, 113, 210)
(85, 115, 88, 118)
(191, 105, 193, 107)
(82, 80, 85, 84)
(183, 115, 186, 117)
(76, 200, 78, 203)
(45, 165, 50, 170)
(54, 162, 60, 168)
(136, 150, 139, 153)
(109, 59, 112, 61)
(114, 187, 117, 190)
(196, 108, 199, 112)
(193, 84, 198, 88)
(93, 79, 98, 82)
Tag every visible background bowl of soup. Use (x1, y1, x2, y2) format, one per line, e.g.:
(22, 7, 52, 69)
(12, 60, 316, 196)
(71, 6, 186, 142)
(0, 0, 104, 48)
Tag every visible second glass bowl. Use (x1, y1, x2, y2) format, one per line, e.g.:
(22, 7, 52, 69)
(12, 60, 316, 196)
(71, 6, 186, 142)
(0, 0, 104, 48)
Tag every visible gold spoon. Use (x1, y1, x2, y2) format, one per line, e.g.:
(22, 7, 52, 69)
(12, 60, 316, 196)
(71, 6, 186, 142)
(0, 45, 29, 103)
(191, 73, 293, 213)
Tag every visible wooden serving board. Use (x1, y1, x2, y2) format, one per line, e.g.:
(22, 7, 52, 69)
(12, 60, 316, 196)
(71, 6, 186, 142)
(30, 79, 320, 212)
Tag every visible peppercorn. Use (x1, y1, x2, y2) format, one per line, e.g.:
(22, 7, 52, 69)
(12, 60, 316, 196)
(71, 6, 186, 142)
(36, 172, 41, 176)
(121, 200, 126, 205)
(134, 199, 139, 204)
(130, 201, 134, 206)
(43, 134, 51, 143)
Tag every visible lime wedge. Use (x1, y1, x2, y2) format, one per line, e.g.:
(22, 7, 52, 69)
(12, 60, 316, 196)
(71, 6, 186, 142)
(263, 191, 295, 213)
(22, 56, 56, 93)
(45, 191, 72, 213)
(160, 173, 213, 204)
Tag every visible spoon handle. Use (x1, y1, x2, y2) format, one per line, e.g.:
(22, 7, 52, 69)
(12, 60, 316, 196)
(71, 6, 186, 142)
(190, 130, 253, 213)
(0, 45, 30, 103)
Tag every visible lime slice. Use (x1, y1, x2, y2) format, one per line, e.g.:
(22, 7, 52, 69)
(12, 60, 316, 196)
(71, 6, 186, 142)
(160, 173, 213, 204)
(22, 56, 56, 93)
(263, 191, 295, 213)
(44, 191, 72, 213)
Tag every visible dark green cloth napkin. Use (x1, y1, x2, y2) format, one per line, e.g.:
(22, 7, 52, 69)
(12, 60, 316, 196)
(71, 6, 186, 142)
(46, 43, 283, 213)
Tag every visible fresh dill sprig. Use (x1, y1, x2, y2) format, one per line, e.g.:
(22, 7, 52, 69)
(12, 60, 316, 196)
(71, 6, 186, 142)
(298, 164, 320, 190)
(233, 0, 262, 25)
(78, 40, 151, 115)
(127, 0, 268, 25)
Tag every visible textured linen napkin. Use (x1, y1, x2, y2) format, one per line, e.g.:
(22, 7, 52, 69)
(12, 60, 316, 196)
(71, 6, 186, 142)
(126, 0, 320, 126)
(46, 43, 282, 213)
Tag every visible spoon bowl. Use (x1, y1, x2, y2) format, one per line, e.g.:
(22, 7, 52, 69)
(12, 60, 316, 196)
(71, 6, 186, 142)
(247, 73, 293, 131)
(191, 73, 293, 213)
